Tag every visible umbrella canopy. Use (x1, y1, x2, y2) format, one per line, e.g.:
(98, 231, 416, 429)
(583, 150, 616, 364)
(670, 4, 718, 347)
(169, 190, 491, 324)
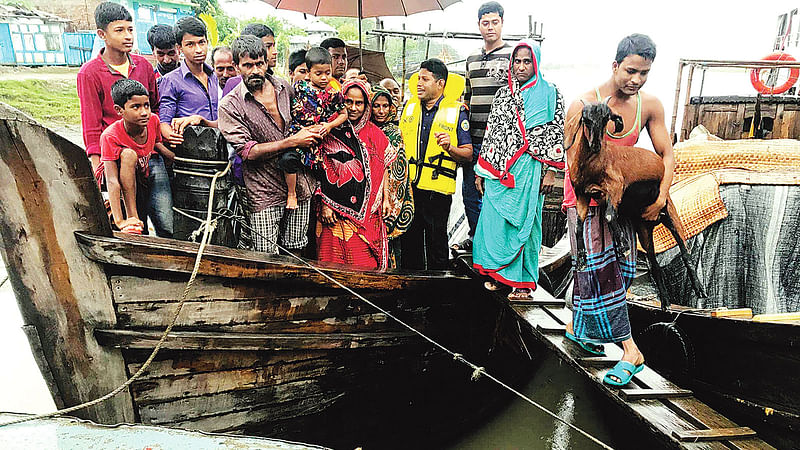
(263, 0, 461, 18)
(345, 45, 394, 85)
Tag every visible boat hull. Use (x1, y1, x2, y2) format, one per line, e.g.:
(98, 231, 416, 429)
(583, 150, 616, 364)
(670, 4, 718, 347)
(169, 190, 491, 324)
(627, 299, 800, 449)
(77, 233, 539, 449)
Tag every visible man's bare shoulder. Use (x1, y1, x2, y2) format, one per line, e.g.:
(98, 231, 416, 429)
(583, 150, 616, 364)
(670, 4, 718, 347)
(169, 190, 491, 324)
(638, 90, 665, 119)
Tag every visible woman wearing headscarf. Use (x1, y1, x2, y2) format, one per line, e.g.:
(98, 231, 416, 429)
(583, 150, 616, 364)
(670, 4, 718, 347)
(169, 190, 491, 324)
(316, 80, 397, 270)
(371, 84, 414, 268)
(473, 40, 565, 300)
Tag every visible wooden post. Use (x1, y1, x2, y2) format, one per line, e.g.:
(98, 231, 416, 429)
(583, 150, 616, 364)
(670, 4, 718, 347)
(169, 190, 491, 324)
(670, 60, 685, 140)
(401, 23, 407, 96)
(0, 104, 135, 423)
(681, 63, 696, 141)
(424, 24, 432, 59)
(528, 16, 532, 38)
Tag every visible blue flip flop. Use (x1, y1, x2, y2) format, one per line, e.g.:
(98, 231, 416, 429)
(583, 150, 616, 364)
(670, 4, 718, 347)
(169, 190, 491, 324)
(603, 360, 645, 386)
(565, 331, 606, 356)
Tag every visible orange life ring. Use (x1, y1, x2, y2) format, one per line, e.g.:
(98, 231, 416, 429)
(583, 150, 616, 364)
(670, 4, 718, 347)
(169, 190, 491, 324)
(750, 52, 800, 95)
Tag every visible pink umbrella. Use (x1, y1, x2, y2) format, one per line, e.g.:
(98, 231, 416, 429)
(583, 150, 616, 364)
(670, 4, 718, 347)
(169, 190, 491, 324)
(263, 0, 461, 64)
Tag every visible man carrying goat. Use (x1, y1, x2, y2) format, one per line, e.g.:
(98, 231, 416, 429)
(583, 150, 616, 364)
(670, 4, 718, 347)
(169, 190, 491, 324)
(562, 34, 675, 387)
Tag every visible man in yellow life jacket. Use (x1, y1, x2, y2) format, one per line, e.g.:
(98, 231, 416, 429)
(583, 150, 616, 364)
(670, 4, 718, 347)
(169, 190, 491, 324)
(399, 58, 473, 270)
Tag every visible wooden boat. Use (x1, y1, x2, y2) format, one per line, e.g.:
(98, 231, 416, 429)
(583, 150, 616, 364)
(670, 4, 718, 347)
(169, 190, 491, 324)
(0, 103, 539, 448)
(626, 297, 800, 450)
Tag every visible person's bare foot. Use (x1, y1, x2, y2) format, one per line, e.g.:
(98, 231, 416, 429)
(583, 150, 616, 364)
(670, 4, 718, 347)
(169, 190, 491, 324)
(606, 339, 645, 384)
(286, 192, 298, 210)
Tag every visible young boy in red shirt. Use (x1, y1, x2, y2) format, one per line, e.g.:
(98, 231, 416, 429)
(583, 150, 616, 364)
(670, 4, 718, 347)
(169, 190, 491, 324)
(101, 79, 173, 236)
(77, 2, 159, 177)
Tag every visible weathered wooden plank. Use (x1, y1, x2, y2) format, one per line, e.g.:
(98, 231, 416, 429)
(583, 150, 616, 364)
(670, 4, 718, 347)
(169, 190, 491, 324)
(168, 393, 344, 434)
(0, 104, 134, 423)
(110, 274, 341, 303)
(126, 350, 328, 381)
(96, 329, 420, 351)
(579, 366, 726, 450)
(514, 304, 562, 329)
(672, 428, 757, 442)
(139, 379, 331, 424)
(115, 300, 422, 333)
(542, 305, 573, 325)
(130, 358, 336, 403)
(667, 398, 777, 450)
(634, 367, 776, 449)
(621, 388, 694, 401)
(577, 357, 618, 367)
(76, 231, 469, 290)
(513, 304, 736, 449)
(536, 325, 567, 334)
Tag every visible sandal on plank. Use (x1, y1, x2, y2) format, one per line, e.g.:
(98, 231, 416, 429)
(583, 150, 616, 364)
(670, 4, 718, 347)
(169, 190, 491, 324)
(121, 223, 143, 235)
(565, 331, 606, 356)
(603, 360, 644, 386)
(451, 238, 473, 252)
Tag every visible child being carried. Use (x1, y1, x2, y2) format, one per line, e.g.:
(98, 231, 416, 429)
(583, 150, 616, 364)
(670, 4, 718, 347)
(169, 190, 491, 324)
(280, 47, 348, 209)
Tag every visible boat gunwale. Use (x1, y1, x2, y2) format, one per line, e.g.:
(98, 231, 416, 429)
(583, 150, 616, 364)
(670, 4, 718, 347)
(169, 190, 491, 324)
(74, 231, 472, 286)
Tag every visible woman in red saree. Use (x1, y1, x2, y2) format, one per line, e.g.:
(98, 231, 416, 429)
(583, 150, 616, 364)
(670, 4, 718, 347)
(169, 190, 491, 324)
(316, 80, 397, 270)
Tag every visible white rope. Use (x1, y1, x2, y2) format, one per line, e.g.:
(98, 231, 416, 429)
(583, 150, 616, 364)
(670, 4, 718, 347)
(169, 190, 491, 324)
(0, 162, 231, 428)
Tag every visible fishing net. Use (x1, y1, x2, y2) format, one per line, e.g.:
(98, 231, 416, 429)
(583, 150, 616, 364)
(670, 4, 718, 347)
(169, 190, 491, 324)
(648, 183, 800, 314)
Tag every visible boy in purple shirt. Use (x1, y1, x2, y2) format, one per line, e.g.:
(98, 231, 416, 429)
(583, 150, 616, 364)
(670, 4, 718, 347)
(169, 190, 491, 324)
(159, 16, 219, 146)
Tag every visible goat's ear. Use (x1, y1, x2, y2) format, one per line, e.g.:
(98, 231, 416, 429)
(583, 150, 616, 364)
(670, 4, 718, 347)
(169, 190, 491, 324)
(611, 113, 625, 133)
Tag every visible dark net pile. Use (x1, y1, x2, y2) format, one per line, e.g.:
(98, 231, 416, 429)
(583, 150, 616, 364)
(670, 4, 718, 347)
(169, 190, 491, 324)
(632, 184, 800, 314)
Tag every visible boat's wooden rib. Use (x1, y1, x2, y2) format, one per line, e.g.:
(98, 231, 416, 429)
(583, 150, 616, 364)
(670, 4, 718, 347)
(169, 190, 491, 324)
(96, 329, 419, 351)
(76, 231, 468, 289)
(0, 104, 134, 423)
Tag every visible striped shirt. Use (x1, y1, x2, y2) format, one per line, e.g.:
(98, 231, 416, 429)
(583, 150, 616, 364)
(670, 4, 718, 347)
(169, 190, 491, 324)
(464, 42, 514, 148)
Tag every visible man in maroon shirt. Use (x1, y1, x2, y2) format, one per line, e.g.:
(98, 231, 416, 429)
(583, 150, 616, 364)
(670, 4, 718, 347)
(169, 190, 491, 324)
(77, 2, 159, 175)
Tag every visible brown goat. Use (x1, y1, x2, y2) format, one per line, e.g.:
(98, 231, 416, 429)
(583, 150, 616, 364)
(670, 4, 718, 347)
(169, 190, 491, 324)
(565, 102, 705, 310)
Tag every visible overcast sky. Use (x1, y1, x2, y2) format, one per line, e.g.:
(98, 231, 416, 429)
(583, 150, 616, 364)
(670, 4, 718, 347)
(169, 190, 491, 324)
(222, 0, 800, 143)
(223, 0, 798, 63)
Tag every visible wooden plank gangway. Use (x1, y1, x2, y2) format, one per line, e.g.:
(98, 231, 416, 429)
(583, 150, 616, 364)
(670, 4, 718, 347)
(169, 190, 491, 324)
(507, 288, 775, 449)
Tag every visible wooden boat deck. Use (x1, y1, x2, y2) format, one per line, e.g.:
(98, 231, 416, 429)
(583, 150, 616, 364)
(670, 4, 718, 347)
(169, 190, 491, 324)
(507, 288, 775, 449)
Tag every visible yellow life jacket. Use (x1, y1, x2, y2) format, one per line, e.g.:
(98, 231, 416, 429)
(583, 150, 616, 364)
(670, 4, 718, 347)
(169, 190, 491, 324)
(399, 72, 467, 195)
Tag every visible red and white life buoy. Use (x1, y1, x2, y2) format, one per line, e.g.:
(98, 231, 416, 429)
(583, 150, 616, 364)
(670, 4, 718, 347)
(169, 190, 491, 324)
(750, 52, 800, 95)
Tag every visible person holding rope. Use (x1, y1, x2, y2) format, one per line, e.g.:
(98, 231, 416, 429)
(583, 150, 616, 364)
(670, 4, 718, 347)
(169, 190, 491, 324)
(219, 35, 321, 255)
